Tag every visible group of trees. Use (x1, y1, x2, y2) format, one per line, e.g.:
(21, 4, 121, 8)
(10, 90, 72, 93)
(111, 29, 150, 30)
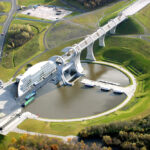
(8, 115, 150, 150)
(8, 134, 111, 150)
(77, 0, 118, 8)
(0, 3, 4, 12)
(78, 115, 150, 149)
(6, 24, 34, 50)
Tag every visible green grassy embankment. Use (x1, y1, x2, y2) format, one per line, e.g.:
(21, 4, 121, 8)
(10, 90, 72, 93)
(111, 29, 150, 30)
(15, 13, 52, 22)
(135, 4, 150, 33)
(0, 15, 7, 23)
(116, 17, 144, 34)
(18, 36, 150, 136)
(0, 20, 50, 81)
(99, 0, 136, 26)
(17, 0, 66, 7)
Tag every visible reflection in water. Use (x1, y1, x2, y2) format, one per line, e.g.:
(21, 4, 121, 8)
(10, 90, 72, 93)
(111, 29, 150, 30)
(24, 63, 129, 119)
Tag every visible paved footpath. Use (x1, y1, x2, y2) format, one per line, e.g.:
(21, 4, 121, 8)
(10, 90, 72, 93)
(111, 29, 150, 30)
(13, 128, 77, 142)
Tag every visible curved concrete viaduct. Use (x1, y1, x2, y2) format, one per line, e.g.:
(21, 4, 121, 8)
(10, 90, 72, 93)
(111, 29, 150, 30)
(51, 0, 150, 85)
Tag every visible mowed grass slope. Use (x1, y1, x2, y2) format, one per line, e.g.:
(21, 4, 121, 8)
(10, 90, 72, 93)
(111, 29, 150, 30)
(135, 4, 150, 33)
(0, 15, 7, 23)
(0, 20, 50, 81)
(116, 17, 144, 34)
(2, 20, 50, 68)
(46, 20, 94, 49)
(17, 0, 67, 7)
(18, 36, 150, 136)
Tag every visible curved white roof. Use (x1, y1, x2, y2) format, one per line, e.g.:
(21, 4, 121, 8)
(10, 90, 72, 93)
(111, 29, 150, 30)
(18, 60, 56, 97)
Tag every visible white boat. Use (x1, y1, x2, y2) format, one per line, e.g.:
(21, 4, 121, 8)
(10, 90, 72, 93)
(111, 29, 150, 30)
(84, 83, 95, 88)
(113, 90, 123, 94)
(101, 87, 111, 92)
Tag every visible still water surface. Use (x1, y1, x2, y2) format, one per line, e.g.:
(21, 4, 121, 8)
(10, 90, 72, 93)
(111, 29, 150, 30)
(24, 63, 130, 119)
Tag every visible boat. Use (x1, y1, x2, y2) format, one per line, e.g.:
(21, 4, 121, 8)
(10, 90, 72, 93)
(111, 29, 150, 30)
(84, 83, 95, 88)
(113, 90, 123, 94)
(101, 87, 111, 92)
(22, 96, 35, 107)
(25, 91, 36, 100)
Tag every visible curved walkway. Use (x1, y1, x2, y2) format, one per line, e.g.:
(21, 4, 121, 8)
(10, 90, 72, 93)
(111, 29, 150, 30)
(13, 128, 77, 142)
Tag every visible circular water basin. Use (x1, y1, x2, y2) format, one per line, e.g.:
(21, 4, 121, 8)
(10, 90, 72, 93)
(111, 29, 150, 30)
(24, 63, 130, 119)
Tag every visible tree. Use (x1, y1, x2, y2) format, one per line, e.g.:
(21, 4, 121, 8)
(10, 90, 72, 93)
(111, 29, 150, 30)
(0, 3, 4, 12)
(50, 144, 59, 150)
(103, 136, 112, 145)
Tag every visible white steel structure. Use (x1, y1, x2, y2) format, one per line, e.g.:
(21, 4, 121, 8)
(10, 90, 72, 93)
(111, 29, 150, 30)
(18, 61, 56, 97)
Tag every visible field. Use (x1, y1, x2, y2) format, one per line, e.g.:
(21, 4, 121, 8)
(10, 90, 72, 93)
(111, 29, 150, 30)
(0, 20, 50, 81)
(135, 4, 150, 33)
(45, 20, 94, 49)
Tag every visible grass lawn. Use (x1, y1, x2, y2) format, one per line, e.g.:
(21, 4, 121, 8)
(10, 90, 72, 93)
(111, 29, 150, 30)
(2, 19, 50, 68)
(0, 15, 7, 23)
(18, 36, 150, 136)
(116, 17, 144, 34)
(45, 20, 94, 49)
(17, 0, 67, 7)
(135, 4, 150, 33)
(0, 2, 11, 13)
(15, 13, 52, 22)
(20, 38, 82, 70)
(0, 20, 51, 81)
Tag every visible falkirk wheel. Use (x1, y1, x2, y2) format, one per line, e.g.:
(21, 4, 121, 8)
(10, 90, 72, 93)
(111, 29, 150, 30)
(50, 44, 95, 86)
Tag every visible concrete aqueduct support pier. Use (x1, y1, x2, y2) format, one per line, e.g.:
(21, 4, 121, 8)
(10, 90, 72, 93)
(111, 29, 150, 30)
(86, 43, 96, 61)
(99, 35, 105, 47)
(110, 26, 117, 34)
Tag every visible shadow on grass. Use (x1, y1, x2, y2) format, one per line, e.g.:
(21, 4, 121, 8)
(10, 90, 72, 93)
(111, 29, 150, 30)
(0, 134, 5, 143)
